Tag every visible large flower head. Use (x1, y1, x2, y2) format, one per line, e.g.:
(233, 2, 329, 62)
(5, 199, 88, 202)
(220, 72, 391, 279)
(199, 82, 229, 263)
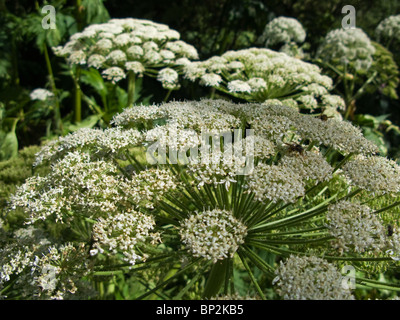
(259, 16, 306, 47)
(317, 28, 376, 73)
(184, 48, 343, 111)
(53, 18, 198, 88)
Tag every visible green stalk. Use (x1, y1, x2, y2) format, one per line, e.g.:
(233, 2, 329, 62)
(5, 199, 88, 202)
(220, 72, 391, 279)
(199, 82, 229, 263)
(74, 66, 82, 123)
(374, 200, 400, 214)
(356, 277, 400, 291)
(249, 193, 338, 232)
(43, 44, 62, 133)
(202, 259, 230, 299)
(163, 89, 173, 102)
(175, 263, 210, 300)
(237, 250, 266, 299)
(332, 153, 354, 173)
(135, 258, 200, 300)
(127, 71, 136, 107)
(75, 0, 84, 31)
(241, 246, 275, 278)
(248, 241, 394, 263)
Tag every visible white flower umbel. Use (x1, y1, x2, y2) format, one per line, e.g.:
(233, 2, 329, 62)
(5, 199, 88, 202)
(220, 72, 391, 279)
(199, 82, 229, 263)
(184, 48, 341, 110)
(317, 28, 376, 73)
(53, 18, 198, 88)
(0, 228, 92, 300)
(30, 89, 54, 101)
(33, 127, 143, 166)
(273, 255, 354, 300)
(187, 150, 249, 190)
(279, 149, 333, 183)
(8, 99, 400, 300)
(247, 163, 305, 203)
(102, 66, 126, 83)
(326, 201, 386, 254)
(124, 168, 179, 209)
(290, 114, 379, 155)
(342, 155, 400, 195)
(11, 152, 138, 224)
(259, 17, 306, 47)
(111, 104, 165, 126)
(92, 211, 160, 265)
(376, 15, 400, 46)
(157, 68, 180, 90)
(179, 209, 247, 263)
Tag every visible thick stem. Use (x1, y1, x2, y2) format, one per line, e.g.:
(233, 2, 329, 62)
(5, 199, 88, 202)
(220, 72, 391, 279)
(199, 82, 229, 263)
(127, 71, 136, 107)
(202, 259, 230, 299)
(163, 89, 172, 102)
(43, 44, 62, 133)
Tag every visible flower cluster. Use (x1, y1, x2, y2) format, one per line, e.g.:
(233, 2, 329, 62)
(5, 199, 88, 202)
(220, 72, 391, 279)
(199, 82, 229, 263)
(258, 16, 306, 48)
(326, 201, 387, 254)
(33, 127, 143, 166)
(317, 28, 376, 73)
(29, 88, 54, 101)
(179, 209, 247, 263)
(53, 18, 198, 88)
(342, 155, 400, 195)
(91, 211, 161, 265)
(184, 48, 344, 110)
(247, 163, 305, 203)
(273, 255, 354, 300)
(0, 226, 93, 300)
(375, 15, 400, 46)
(11, 152, 140, 224)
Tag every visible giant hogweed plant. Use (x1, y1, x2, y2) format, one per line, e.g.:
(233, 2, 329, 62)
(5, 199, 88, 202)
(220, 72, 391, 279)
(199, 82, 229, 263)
(2, 99, 400, 300)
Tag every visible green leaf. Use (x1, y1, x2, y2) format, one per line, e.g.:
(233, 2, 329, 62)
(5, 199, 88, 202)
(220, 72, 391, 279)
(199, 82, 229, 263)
(81, 68, 108, 101)
(0, 119, 18, 161)
(63, 114, 102, 133)
(362, 127, 388, 156)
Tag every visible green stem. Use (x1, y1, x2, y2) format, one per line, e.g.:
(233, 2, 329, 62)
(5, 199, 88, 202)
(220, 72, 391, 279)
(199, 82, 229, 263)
(374, 200, 400, 214)
(332, 153, 354, 173)
(135, 258, 200, 300)
(249, 193, 338, 232)
(237, 250, 266, 299)
(163, 89, 173, 102)
(241, 246, 275, 278)
(356, 277, 400, 291)
(203, 259, 230, 299)
(127, 71, 136, 107)
(43, 44, 62, 133)
(74, 66, 82, 123)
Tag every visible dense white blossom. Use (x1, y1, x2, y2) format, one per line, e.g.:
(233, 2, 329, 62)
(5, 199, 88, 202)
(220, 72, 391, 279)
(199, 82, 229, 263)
(317, 28, 376, 72)
(273, 255, 354, 300)
(53, 18, 198, 88)
(184, 48, 340, 110)
(92, 211, 160, 265)
(342, 155, 400, 194)
(247, 163, 305, 203)
(326, 201, 386, 254)
(179, 209, 247, 263)
(30, 89, 54, 101)
(259, 17, 306, 47)
(376, 15, 400, 45)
